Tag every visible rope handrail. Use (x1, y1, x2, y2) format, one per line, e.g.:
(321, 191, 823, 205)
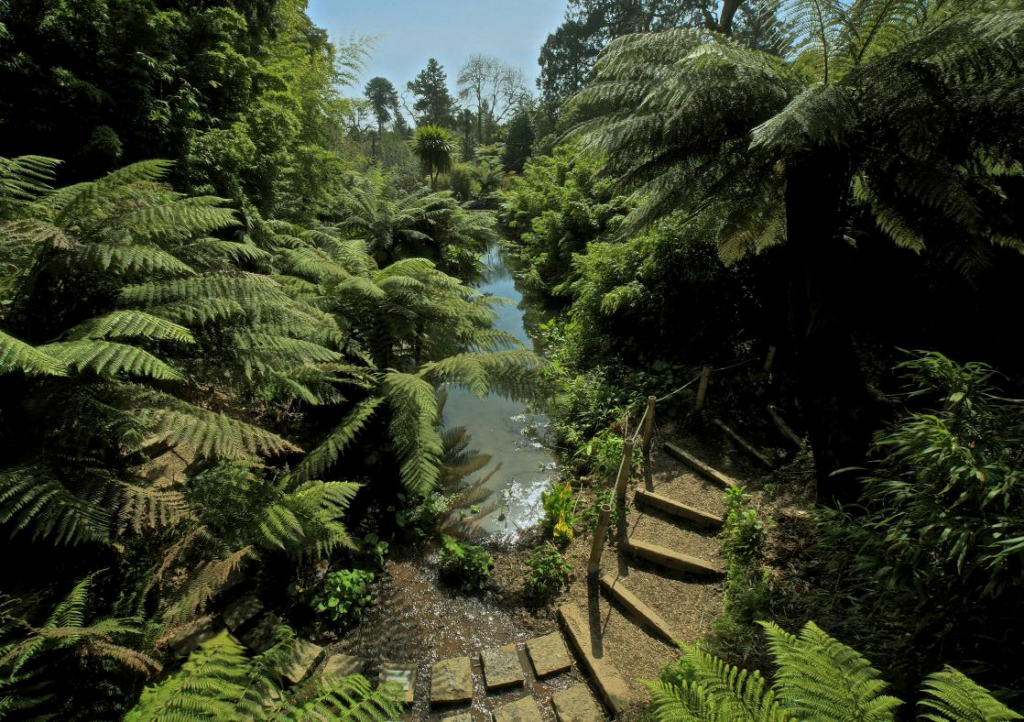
(626, 357, 757, 445)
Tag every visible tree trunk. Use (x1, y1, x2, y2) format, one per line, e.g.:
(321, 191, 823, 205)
(785, 150, 873, 505)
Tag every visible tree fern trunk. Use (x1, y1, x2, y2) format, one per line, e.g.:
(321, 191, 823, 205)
(785, 150, 872, 505)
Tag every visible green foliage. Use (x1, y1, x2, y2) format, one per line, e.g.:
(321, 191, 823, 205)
(541, 482, 579, 542)
(525, 543, 573, 599)
(412, 125, 456, 191)
(126, 628, 403, 720)
(306, 569, 376, 624)
(406, 59, 457, 128)
(648, 621, 1019, 721)
(582, 488, 616, 531)
(438, 534, 495, 592)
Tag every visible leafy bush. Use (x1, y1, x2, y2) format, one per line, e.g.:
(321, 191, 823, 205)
(446, 163, 478, 202)
(525, 543, 572, 599)
(438, 535, 495, 592)
(306, 569, 375, 624)
(582, 489, 616, 532)
(649, 621, 1019, 722)
(541, 482, 578, 542)
(713, 487, 771, 654)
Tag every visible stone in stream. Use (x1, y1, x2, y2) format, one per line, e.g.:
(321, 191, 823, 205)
(379, 663, 417, 704)
(221, 594, 263, 632)
(281, 639, 324, 684)
(525, 633, 572, 677)
(491, 696, 544, 722)
(552, 684, 605, 721)
(430, 656, 473, 705)
(442, 715, 474, 722)
(320, 653, 365, 679)
(480, 644, 525, 690)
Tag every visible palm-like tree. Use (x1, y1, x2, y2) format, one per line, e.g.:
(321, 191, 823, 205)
(412, 124, 455, 190)
(569, 0, 1024, 501)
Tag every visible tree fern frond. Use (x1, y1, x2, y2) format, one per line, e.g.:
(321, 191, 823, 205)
(137, 400, 301, 461)
(384, 371, 443, 494)
(284, 673, 404, 720)
(919, 667, 1022, 722)
(762, 620, 902, 721)
(0, 156, 59, 211)
(0, 330, 65, 376)
(162, 548, 252, 627)
(67, 311, 195, 344)
(66, 244, 197, 277)
(40, 340, 183, 381)
(291, 398, 383, 483)
(118, 483, 192, 533)
(0, 465, 112, 546)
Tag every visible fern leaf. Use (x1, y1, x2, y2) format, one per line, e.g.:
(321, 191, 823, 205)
(67, 311, 195, 344)
(763, 620, 902, 721)
(384, 371, 443, 495)
(919, 667, 1022, 722)
(40, 340, 184, 381)
(68, 243, 196, 277)
(0, 465, 112, 546)
(162, 549, 252, 628)
(291, 398, 383, 483)
(138, 404, 301, 461)
(0, 330, 65, 376)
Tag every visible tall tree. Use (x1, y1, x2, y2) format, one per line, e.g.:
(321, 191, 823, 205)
(406, 58, 457, 128)
(502, 110, 535, 173)
(364, 76, 401, 158)
(456, 55, 531, 144)
(569, 0, 1024, 501)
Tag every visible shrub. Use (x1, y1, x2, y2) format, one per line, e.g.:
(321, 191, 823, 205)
(582, 489, 616, 532)
(541, 482, 578, 542)
(525, 543, 572, 599)
(438, 535, 495, 592)
(307, 569, 375, 624)
(446, 163, 477, 202)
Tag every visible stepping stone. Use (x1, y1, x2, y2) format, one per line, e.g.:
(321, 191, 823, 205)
(222, 594, 263, 631)
(626, 539, 724, 576)
(281, 639, 324, 684)
(525, 633, 572, 677)
(480, 644, 525, 690)
(430, 656, 473, 705)
(443, 715, 473, 722)
(558, 603, 632, 716)
(241, 614, 282, 653)
(379, 663, 417, 705)
(634, 488, 724, 528)
(552, 685, 604, 722)
(492, 696, 544, 722)
(321, 653, 365, 679)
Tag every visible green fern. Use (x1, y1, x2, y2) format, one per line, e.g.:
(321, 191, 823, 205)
(384, 371, 444, 495)
(40, 340, 184, 381)
(0, 329, 65, 376)
(292, 397, 383, 483)
(67, 311, 196, 344)
(919, 667, 1022, 722)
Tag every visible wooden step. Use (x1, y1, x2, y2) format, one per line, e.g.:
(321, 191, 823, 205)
(664, 442, 737, 488)
(557, 604, 633, 717)
(626, 539, 724, 577)
(634, 488, 723, 529)
(599, 575, 677, 643)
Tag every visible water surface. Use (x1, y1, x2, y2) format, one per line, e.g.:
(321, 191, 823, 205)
(441, 239, 557, 539)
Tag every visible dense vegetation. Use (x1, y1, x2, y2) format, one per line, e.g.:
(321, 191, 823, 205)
(1, 0, 1023, 718)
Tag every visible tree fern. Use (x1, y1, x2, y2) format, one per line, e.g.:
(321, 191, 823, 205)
(384, 371, 444, 494)
(291, 397, 383, 483)
(0, 465, 113, 546)
(67, 311, 196, 344)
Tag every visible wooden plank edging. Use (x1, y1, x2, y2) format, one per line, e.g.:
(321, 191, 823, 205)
(626, 539, 725, 577)
(557, 603, 633, 717)
(634, 488, 723, 528)
(599, 575, 678, 643)
(663, 442, 737, 488)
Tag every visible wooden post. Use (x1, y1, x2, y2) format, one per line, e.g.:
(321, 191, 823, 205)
(763, 345, 777, 373)
(587, 504, 612, 576)
(614, 439, 635, 507)
(694, 366, 712, 412)
(641, 396, 656, 491)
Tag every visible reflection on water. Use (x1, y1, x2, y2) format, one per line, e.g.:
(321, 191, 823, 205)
(441, 240, 558, 540)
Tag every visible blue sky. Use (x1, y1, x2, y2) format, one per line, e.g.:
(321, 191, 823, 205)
(306, 1, 568, 97)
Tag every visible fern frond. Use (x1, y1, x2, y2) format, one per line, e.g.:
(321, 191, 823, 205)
(384, 371, 443, 494)
(0, 330, 65, 376)
(40, 340, 184, 381)
(67, 243, 196, 277)
(762, 620, 902, 721)
(162, 548, 252, 627)
(291, 398, 383, 483)
(118, 483, 192, 533)
(67, 311, 195, 344)
(0, 156, 59, 210)
(138, 403, 301, 461)
(919, 667, 1022, 722)
(0, 465, 112, 546)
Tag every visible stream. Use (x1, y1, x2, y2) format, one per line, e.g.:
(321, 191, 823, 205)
(440, 238, 559, 540)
